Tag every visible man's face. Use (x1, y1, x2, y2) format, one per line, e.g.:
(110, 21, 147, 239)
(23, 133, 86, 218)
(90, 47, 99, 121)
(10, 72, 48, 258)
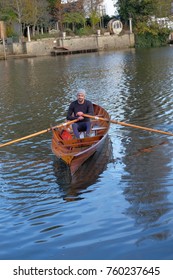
(77, 93, 85, 104)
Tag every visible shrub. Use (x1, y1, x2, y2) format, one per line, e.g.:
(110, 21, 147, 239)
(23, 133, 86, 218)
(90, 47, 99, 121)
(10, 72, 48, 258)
(134, 22, 170, 48)
(75, 26, 93, 36)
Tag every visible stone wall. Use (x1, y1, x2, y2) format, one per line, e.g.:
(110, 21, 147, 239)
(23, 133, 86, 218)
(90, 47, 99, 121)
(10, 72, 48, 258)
(58, 33, 134, 51)
(25, 38, 56, 55)
(0, 33, 135, 57)
(0, 42, 25, 56)
(98, 33, 134, 50)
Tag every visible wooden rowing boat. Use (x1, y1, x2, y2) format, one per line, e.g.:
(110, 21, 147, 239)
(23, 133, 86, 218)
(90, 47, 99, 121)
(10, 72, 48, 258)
(53, 136, 113, 199)
(51, 104, 110, 175)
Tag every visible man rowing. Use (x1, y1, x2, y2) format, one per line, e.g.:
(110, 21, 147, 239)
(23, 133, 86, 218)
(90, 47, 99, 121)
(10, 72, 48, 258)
(67, 89, 94, 138)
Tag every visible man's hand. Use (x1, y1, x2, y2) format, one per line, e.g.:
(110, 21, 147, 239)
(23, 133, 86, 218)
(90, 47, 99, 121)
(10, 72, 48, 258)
(76, 111, 84, 120)
(76, 111, 84, 117)
(77, 116, 84, 121)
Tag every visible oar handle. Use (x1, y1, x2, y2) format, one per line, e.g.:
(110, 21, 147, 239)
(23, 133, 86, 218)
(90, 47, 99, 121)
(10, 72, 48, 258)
(51, 119, 78, 130)
(83, 114, 173, 137)
(83, 114, 110, 122)
(0, 119, 78, 148)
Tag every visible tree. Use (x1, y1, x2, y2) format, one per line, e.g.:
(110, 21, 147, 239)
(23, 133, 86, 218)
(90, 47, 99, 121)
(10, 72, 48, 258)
(116, 0, 173, 26)
(52, 0, 85, 31)
(154, 0, 172, 17)
(0, 0, 50, 41)
(0, 0, 25, 41)
(89, 10, 100, 29)
(115, 0, 157, 26)
(115, 0, 171, 48)
(63, 12, 86, 32)
(22, 0, 49, 40)
(83, 0, 104, 30)
(0, 0, 15, 22)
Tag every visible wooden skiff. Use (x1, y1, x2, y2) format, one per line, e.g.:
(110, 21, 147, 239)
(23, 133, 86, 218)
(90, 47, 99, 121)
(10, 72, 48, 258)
(51, 104, 110, 175)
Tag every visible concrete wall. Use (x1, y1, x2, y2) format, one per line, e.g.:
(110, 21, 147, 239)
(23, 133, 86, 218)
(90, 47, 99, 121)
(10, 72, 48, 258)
(58, 35, 99, 51)
(58, 33, 134, 51)
(12, 43, 26, 54)
(25, 38, 56, 56)
(0, 42, 25, 55)
(98, 33, 134, 50)
(0, 33, 134, 57)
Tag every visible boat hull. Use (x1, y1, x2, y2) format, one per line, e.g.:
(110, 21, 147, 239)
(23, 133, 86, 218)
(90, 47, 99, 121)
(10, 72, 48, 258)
(51, 104, 110, 175)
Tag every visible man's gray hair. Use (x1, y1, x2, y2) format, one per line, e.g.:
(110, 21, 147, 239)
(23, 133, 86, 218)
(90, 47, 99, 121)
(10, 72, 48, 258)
(77, 89, 86, 96)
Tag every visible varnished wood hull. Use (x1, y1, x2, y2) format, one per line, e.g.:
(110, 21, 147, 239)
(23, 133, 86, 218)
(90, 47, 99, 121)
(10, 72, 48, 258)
(53, 136, 113, 199)
(51, 104, 110, 175)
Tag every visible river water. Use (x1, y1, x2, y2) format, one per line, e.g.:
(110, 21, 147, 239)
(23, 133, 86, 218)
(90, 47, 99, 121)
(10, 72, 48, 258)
(0, 47, 173, 260)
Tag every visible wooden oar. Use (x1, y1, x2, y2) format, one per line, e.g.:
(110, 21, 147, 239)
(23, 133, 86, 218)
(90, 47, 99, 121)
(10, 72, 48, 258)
(83, 114, 173, 137)
(0, 119, 77, 148)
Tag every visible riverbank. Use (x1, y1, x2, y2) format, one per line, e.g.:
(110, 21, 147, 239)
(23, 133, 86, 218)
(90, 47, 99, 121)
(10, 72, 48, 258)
(0, 33, 135, 59)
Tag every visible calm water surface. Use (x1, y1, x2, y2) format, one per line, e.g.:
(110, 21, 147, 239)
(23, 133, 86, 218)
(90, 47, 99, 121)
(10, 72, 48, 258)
(0, 47, 173, 260)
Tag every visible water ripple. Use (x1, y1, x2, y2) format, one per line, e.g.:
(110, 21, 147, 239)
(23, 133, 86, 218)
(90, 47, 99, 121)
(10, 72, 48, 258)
(1, 48, 173, 260)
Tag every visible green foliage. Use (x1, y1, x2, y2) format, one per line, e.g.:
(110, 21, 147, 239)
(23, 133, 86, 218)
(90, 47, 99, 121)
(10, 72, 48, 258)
(0, 7, 16, 22)
(47, 0, 57, 6)
(116, 0, 172, 48)
(116, 0, 173, 26)
(62, 12, 86, 33)
(90, 10, 100, 30)
(63, 12, 85, 26)
(75, 26, 93, 36)
(0, 0, 108, 38)
(116, 0, 157, 26)
(135, 21, 159, 35)
(135, 23, 170, 47)
(64, 28, 75, 36)
(6, 25, 18, 37)
(155, 0, 172, 17)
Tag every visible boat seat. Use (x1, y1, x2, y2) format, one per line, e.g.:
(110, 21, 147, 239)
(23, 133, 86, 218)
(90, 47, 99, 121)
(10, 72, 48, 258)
(91, 126, 107, 131)
(91, 126, 107, 135)
(63, 140, 98, 148)
(60, 134, 101, 144)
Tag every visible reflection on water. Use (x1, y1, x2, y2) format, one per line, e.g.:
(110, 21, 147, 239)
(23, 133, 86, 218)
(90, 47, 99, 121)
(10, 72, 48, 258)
(53, 136, 114, 201)
(1, 47, 173, 260)
(117, 47, 173, 240)
(119, 119, 173, 247)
